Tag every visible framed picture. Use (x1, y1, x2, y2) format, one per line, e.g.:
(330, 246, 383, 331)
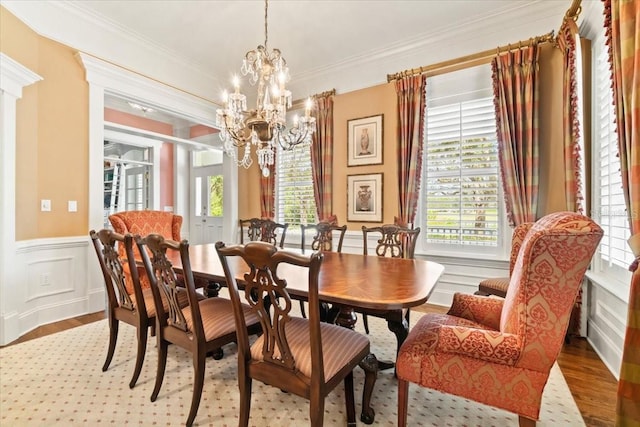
(347, 114, 383, 166)
(347, 173, 383, 222)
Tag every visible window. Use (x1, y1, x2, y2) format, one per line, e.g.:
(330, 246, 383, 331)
(592, 31, 633, 286)
(276, 143, 317, 230)
(419, 65, 503, 257)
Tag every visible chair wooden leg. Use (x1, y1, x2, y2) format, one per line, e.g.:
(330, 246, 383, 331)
(129, 325, 148, 388)
(309, 389, 325, 427)
(518, 416, 537, 427)
(363, 314, 370, 334)
(344, 371, 356, 426)
(238, 376, 252, 427)
(398, 378, 409, 427)
(300, 300, 307, 318)
(151, 339, 168, 402)
(102, 317, 119, 372)
(186, 351, 206, 427)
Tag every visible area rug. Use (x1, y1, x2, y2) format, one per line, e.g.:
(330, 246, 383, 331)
(0, 308, 583, 426)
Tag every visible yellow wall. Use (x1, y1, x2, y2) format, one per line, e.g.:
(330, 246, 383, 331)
(333, 83, 398, 227)
(2, 6, 88, 239)
(2, 4, 583, 237)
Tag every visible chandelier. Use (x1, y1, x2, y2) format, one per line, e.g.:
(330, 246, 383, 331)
(216, 0, 316, 177)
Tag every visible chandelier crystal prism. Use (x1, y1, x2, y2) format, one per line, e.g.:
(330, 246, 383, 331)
(216, 0, 316, 177)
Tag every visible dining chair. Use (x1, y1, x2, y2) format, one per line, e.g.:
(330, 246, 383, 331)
(239, 217, 289, 248)
(137, 234, 261, 427)
(299, 220, 347, 318)
(90, 229, 155, 388)
(475, 221, 534, 297)
(360, 224, 421, 338)
(300, 221, 347, 253)
(396, 212, 603, 427)
(215, 241, 371, 427)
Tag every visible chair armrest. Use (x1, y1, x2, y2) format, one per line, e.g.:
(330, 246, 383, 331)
(436, 325, 521, 365)
(447, 293, 503, 330)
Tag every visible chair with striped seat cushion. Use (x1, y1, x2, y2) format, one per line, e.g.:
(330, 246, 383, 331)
(216, 241, 370, 427)
(137, 234, 261, 427)
(90, 229, 157, 389)
(476, 221, 534, 297)
(396, 212, 603, 427)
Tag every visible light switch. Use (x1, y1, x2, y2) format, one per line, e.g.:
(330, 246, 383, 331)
(41, 199, 51, 212)
(68, 200, 77, 212)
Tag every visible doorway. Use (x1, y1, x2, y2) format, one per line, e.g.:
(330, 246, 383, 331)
(190, 150, 225, 244)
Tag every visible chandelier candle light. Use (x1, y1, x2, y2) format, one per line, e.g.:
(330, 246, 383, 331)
(216, 0, 316, 177)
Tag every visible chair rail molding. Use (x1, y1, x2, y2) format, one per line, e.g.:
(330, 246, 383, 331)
(0, 53, 43, 345)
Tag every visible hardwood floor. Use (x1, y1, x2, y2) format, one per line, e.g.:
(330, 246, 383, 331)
(2, 305, 618, 426)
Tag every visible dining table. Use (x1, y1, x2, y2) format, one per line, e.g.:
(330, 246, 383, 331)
(166, 243, 445, 424)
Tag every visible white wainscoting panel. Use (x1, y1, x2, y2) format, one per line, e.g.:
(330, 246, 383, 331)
(585, 277, 626, 379)
(1, 236, 105, 345)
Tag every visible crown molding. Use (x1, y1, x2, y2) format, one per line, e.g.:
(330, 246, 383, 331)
(0, 53, 43, 98)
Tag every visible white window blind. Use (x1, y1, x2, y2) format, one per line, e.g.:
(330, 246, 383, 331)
(595, 38, 634, 270)
(276, 144, 317, 230)
(424, 96, 499, 247)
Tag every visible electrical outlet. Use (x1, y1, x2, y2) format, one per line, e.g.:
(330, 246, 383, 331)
(41, 273, 51, 286)
(41, 199, 51, 212)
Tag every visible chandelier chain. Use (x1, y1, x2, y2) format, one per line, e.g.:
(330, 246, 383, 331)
(264, 0, 268, 49)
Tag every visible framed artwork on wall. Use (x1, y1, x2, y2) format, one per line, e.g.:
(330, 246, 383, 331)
(347, 173, 383, 222)
(347, 114, 383, 166)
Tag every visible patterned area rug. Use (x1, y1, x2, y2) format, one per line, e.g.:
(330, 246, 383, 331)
(0, 308, 583, 426)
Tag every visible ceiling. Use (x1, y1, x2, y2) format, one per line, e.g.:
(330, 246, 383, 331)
(4, 0, 592, 126)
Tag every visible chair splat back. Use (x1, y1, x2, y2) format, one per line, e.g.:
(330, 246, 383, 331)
(301, 222, 347, 252)
(362, 224, 421, 259)
(138, 234, 190, 333)
(239, 218, 289, 248)
(91, 229, 137, 311)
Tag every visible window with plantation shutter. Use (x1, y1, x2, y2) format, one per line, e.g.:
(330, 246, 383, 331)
(592, 32, 633, 281)
(275, 143, 317, 231)
(423, 96, 500, 249)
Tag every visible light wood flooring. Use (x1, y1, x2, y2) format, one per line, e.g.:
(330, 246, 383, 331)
(3, 305, 618, 426)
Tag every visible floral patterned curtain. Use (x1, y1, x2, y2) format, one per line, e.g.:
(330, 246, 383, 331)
(604, 0, 640, 424)
(395, 75, 427, 226)
(311, 91, 335, 221)
(260, 162, 275, 219)
(491, 45, 540, 226)
(557, 18, 585, 213)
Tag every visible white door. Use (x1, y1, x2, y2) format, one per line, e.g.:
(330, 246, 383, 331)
(124, 165, 151, 211)
(190, 164, 224, 244)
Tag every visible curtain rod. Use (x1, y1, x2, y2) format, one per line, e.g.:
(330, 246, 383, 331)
(292, 89, 336, 109)
(386, 30, 555, 82)
(564, 0, 582, 23)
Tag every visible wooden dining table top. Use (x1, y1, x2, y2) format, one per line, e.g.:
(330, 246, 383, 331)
(167, 243, 445, 311)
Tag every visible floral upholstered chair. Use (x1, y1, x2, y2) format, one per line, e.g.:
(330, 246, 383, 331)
(108, 210, 182, 292)
(396, 211, 603, 427)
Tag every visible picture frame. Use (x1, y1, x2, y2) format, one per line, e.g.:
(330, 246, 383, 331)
(347, 173, 383, 222)
(347, 114, 383, 166)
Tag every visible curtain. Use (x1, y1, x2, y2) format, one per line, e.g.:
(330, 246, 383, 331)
(311, 92, 335, 222)
(558, 18, 585, 213)
(557, 18, 586, 337)
(604, 0, 640, 424)
(395, 74, 427, 227)
(491, 45, 540, 227)
(260, 160, 275, 219)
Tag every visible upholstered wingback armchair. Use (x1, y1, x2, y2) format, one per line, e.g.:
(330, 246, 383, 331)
(109, 210, 182, 292)
(396, 212, 603, 426)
